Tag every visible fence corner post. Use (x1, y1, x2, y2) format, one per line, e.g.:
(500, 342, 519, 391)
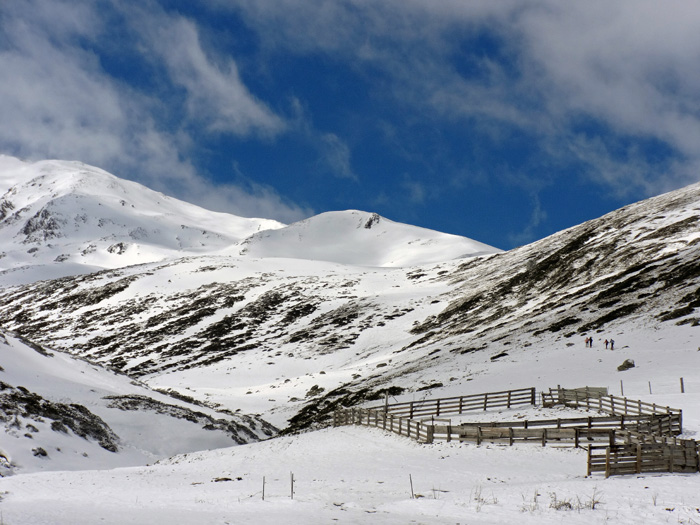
(586, 445, 592, 476)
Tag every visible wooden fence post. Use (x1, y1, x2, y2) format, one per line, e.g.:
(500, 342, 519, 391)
(680, 377, 685, 393)
(483, 393, 488, 411)
(587, 445, 592, 476)
(669, 446, 675, 473)
(605, 448, 611, 478)
(530, 387, 536, 406)
(636, 444, 641, 474)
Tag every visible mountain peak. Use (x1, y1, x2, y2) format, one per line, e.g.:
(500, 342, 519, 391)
(0, 157, 285, 284)
(236, 209, 500, 267)
(0, 157, 500, 283)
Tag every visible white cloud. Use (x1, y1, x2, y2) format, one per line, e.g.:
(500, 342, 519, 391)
(0, 0, 302, 223)
(517, 2, 700, 155)
(400, 176, 427, 204)
(138, 12, 285, 137)
(318, 133, 356, 180)
(229, 0, 700, 194)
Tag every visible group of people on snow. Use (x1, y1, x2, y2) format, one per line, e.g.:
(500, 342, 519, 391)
(585, 336, 614, 349)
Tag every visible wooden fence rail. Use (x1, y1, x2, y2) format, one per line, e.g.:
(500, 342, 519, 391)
(432, 424, 616, 447)
(367, 387, 536, 419)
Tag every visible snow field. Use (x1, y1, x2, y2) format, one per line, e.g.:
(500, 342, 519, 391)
(1, 426, 699, 524)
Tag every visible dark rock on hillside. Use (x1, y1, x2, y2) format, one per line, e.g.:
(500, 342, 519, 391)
(104, 395, 277, 444)
(617, 359, 635, 371)
(0, 382, 119, 452)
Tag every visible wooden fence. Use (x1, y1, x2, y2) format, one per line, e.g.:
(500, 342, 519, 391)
(542, 387, 683, 435)
(367, 387, 536, 419)
(334, 410, 668, 447)
(334, 407, 432, 442)
(334, 386, 698, 477)
(588, 441, 699, 477)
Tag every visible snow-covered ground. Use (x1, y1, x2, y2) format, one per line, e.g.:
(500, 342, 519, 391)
(1, 321, 699, 524)
(0, 331, 275, 477)
(1, 425, 699, 524)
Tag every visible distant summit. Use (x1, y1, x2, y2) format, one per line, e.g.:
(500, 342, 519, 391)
(0, 156, 498, 284)
(234, 210, 500, 267)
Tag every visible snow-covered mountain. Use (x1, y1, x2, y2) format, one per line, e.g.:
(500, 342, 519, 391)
(0, 156, 498, 286)
(233, 210, 498, 267)
(2, 157, 700, 523)
(1, 175, 699, 431)
(0, 155, 284, 284)
(0, 329, 275, 476)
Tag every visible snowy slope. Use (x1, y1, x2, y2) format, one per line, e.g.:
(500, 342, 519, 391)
(0, 330, 276, 476)
(0, 156, 284, 284)
(1, 359, 699, 523)
(234, 210, 500, 267)
(1, 163, 700, 522)
(1, 180, 700, 432)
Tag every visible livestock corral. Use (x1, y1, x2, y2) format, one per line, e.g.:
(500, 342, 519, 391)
(334, 386, 700, 477)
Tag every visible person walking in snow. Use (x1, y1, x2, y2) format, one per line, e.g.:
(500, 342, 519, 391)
(589, 337, 593, 348)
(585, 337, 590, 347)
(605, 339, 609, 349)
(610, 339, 615, 350)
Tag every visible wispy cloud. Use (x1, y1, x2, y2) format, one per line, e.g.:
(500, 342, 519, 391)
(0, 0, 302, 223)
(508, 194, 548, 248)
(136, 10, 285, 137)
(318, 133, 356, 180)
(230, 0, 700, 196)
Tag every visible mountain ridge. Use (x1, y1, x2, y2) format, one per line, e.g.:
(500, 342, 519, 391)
(0, 156, 496, 286)
(1, 172, 699, 431)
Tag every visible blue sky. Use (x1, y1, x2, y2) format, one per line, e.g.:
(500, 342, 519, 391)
(2, 1, 700, 249)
